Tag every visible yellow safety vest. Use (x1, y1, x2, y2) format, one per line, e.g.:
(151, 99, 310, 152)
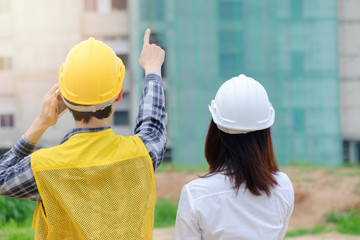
(31, 129, 156, 240)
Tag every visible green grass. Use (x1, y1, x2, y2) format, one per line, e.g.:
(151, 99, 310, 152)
(286, 209, 360, 238)
(285, 224, 331, 237)
(0, 197, 36, 239)
(326, 209, 360, 235)
(341, 163, 360, 169)
(0, 219, 34, 240)
(154, 198, 178, 228)
(0, 197, 36, 225)
(282, 161, 360, 172)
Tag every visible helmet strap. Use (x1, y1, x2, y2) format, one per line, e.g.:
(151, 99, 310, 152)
(62, 96, 117, 113)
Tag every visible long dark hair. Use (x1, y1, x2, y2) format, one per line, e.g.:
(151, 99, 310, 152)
(204, 120, 279, 196)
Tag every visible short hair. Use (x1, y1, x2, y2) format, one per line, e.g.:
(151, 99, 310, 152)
(204, 120, 279, 196)
(67, 100, 113, 124)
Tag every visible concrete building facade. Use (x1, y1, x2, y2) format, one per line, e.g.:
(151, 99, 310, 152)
(132, 0, 343, 166)
(0, 0, 136, 152)
(338, 0, 360, 163)
(1, 0, 360, 165)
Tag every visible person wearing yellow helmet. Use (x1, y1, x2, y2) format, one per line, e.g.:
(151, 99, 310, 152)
(0, 29, 167, 239)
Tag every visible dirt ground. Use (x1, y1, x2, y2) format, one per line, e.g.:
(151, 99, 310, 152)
(153, 167, 360, 240)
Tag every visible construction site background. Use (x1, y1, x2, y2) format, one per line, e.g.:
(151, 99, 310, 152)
(0, 0, 359, 166)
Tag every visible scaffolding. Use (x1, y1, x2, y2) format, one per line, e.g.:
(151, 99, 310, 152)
(132, 0, 341, 166)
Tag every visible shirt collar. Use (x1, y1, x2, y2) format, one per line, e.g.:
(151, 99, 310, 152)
(60, 126, 112, 144)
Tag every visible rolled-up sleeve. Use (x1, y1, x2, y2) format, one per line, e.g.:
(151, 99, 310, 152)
(0, 136, 40, 201)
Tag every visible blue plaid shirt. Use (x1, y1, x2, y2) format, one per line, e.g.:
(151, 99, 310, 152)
(0, 73, 167, 201)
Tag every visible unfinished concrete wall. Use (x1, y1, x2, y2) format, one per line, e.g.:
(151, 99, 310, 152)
(0, 0, 134, 149)
(339, 0, 360, 162)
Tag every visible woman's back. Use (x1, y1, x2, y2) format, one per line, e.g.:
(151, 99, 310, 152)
(175, 172, 293, 240)
(174, 75, 294, 239)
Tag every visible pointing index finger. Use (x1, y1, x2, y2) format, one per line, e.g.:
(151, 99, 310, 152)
(143, 28, 151, 45)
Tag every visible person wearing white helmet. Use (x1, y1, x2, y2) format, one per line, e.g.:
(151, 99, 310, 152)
(174, 74, 294, 240)
(0, 29, 166, 239)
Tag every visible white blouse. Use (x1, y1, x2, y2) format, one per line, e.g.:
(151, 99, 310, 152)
(174, 172, 294, 240)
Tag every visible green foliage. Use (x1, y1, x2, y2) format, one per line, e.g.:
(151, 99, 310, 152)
(0, 196, 36, 239)
(287, 209, 360, 238)
(285, 224, 330, 237)
(285, 228, 309, 237)
(342, 163, 360, 169)
(0, 220, 34, 240)
(0, 196, 37, 225)
(326, 209, 360, 235)
(154, 198, 178, 228)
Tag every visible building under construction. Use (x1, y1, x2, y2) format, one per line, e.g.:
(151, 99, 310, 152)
(132, 0, 342, 166)
(0, 0, 359, 166)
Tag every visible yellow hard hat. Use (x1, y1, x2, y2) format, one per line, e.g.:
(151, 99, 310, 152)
(58, 38, 125, 112)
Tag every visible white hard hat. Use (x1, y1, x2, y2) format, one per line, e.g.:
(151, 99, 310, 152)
(209, 74, 275, 134)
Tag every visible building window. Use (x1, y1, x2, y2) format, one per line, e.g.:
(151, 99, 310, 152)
(218, 29, 242, 79)
(343, 140, 360, 164)
(0, 57, 12, 71)
(112, 0, 126, 10)
(148, 31, 166, 78)
(117, 54, 128, 67)
(85, 0, 96, 11)
(149, 32, 166, 48)
(356, 143, 360, 163)
(163, 147, 172, 162)
(0, 97, 16, 129)
(219, 0, 242, 22)
(113, 111, 129, 126)
(343, 140, 350, 163)
(0, 113, 14, 128)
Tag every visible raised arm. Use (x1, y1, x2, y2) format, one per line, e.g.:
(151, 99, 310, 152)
(24, 84, 59, 144)
(135, 29, 167, 171)
(0, 85, 59, 200)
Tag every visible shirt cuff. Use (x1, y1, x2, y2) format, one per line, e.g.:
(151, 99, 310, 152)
(145, 72, 162, 83)
(12, 136, 37, 158)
